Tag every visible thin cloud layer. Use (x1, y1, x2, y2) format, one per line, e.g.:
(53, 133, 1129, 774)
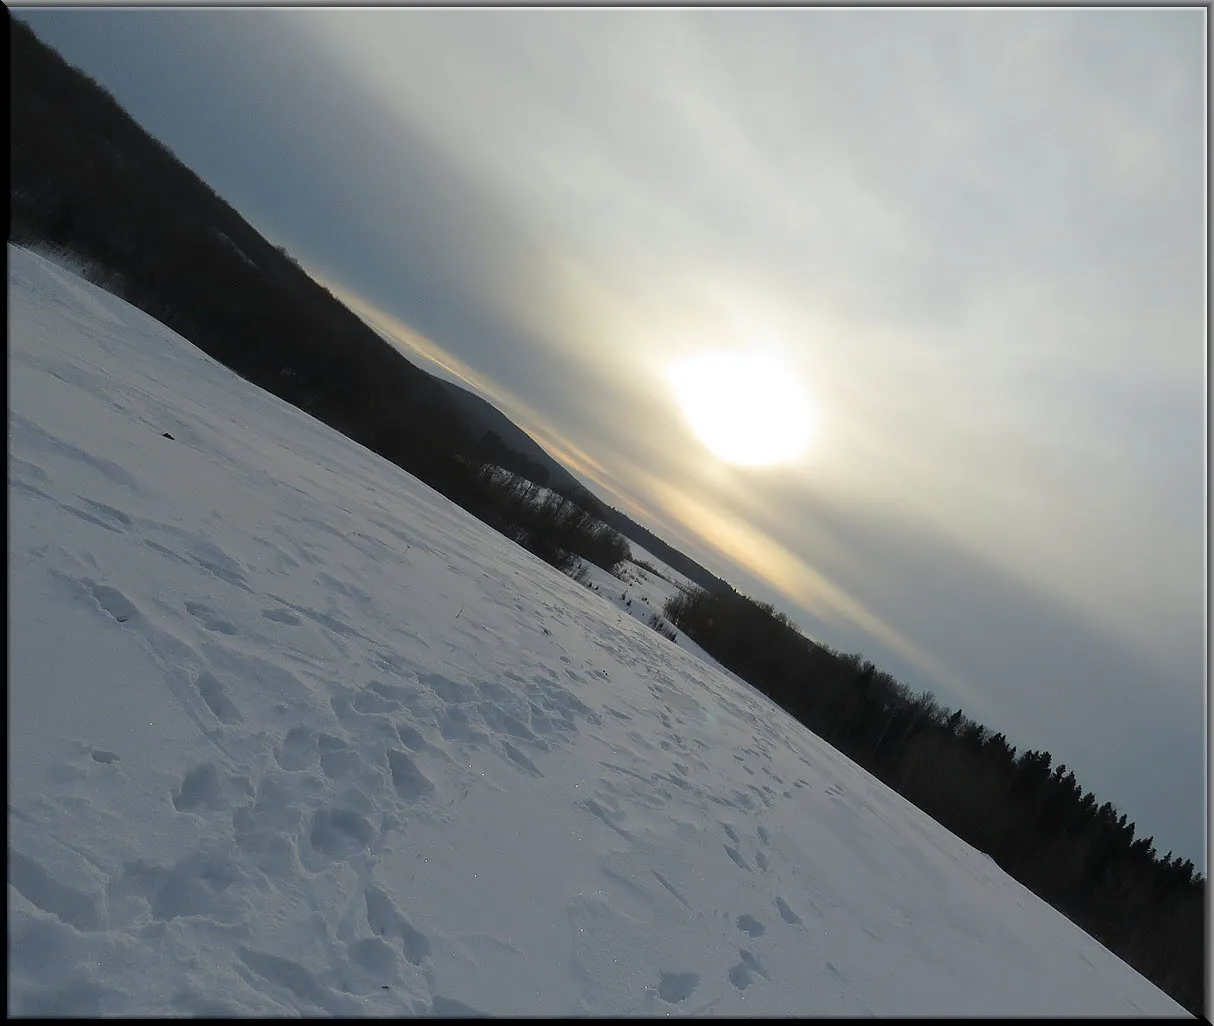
(16, 8, 1206, 863)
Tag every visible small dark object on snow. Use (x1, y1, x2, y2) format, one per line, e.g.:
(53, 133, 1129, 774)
(381, 985, 390, 990)
(162, 432, 174, 440)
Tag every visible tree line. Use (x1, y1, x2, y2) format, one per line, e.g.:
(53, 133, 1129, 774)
(663, 584, 1204, 1016)
(9, 17, 629, 583)
(445, 464, 630, 578)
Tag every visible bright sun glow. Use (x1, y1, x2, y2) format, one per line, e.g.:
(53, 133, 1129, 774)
(667, 351, 814, 466)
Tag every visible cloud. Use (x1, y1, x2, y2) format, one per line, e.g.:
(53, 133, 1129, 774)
(293, 0, 1203, 707)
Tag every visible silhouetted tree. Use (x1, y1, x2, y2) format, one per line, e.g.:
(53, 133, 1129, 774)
(664, 582, 1204, 1016)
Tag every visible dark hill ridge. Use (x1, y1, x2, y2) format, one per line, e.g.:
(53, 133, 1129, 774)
(10, 15, 470, 483)
(433, 378, 589, 499)
(431, 377, 732, 594)
(9, 13, 729, 592)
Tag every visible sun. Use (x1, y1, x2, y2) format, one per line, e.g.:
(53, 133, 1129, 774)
(667, 351, 814, 466)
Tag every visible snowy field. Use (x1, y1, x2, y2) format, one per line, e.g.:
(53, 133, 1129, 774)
(576, 545, 688, 642)
(7, 245, 1189, 1017)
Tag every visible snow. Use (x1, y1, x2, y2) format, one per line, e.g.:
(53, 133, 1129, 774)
(579, 552, 702, 652)
(7, 244, 1190, 1017)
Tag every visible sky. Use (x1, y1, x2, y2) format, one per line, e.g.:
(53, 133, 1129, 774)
(15, 8, 1207, 867)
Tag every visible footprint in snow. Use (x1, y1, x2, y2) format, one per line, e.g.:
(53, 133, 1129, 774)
(345, 935, 400, 980)
(737, 914, 766, 937)
(171, 761, 251, 812)
(274, 725, 316, 771)
(386, 748, 435, 801)
(352, 685, 399, 715)
(364, 884, 431, 965)
(317, 733, 361, 779)
(183, 600, 237, 635)
(723, 845, 749, 871)
(423, 672, 478, 705)
(775, 896, 803, 925)
(117, 847, 248, 924)
(261, 606, 302, 625)
(502, 741, 543, 777)
(235, 946, 364, 1016)
(196, 671, 243, 724)
(657, 971, 700, 1003)
(395, 723, 427, 751)
(308, 807, 375, 860)
(8, 849, 104, 931)
(727, 948, 769, 991)
(84, 580, 139, 624)
(438, 706, 487, 745)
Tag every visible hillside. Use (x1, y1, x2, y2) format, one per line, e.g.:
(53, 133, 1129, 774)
(431, 378, 732, 593)
(9, 17, 468, 478)
(7, 244, 1192, 1017)
(9, 14, 736, 600)
(595, 504, 733, 595)
(433, 378, 591, 498)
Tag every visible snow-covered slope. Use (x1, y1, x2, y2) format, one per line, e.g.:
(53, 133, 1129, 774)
(7, 246, 1189, 1017)
(581, 552, 695, 647)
